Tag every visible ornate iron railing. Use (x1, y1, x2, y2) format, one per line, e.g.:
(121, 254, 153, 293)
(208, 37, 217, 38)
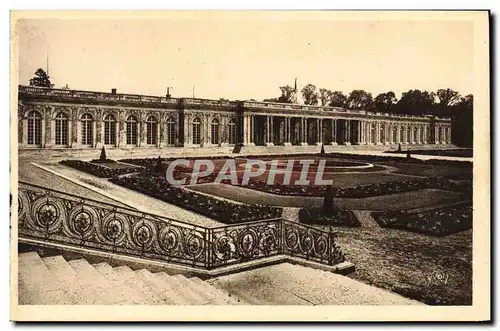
(17, 182, 346, 270)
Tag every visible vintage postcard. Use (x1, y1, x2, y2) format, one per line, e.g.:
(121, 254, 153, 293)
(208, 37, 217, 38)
(10, 10, 490, 322)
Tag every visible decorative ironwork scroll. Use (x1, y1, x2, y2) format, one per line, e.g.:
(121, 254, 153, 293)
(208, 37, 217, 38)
(18, 182, 208, 267)
(281, 220, 345, 266)
(18, 182, 346, 270)
(209, 220, 281, 268)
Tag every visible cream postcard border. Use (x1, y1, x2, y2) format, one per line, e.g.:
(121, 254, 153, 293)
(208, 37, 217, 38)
(9, 10, 490, 322)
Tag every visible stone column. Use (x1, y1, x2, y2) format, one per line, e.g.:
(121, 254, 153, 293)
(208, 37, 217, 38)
(331, 119, 337, 145)
(344, 120, 351, 145)
(250, 115, 254, 144)
(300, 118, 307, 146)
(361, 121, 366, 144)
(284, 117, 291, 146)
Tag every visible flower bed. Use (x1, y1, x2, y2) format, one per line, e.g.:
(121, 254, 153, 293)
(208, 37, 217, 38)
(371, 204, 472, 236)
(326, 152, 472, 168)
(109, 174, 282, 223)
(90, 159, 118, 164)
(59, 160, 140, 178)
(299, 207, 360, 227)
(242, 177, 472, 198)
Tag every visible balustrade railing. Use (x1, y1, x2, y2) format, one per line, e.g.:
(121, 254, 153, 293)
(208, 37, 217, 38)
(17, 182, 346, 270)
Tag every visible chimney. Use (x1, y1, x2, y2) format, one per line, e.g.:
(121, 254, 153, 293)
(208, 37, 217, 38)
(111, 88, 117, 95)
(166, 87, 171, 98)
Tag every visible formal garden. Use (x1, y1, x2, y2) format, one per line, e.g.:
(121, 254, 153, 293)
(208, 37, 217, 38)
(51, 149, 474, 305)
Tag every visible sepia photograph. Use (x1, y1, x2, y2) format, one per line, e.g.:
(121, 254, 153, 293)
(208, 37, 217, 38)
(9, 10, 490, 322)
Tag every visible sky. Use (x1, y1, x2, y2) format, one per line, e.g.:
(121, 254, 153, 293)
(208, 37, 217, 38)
(14, 15, 474, 101)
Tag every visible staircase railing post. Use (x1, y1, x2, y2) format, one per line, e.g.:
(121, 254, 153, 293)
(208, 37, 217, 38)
(205, 228, 212, 270)
(328, 226, 333, 266)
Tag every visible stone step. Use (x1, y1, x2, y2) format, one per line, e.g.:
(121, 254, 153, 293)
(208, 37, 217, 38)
(18, 252, 75, 305)
(43, 255, 107, 305)
(171, 274, 231, 305)
(68, 259, 125, 304)
(208, 270, 312, 305)
(112, 266, 165, 305)
(274, 263, 420, 305)
(189, 277, 241, 305)
(134, 269, 189, 305)
(155, 273, 209, 305)
(93, 263, 149, 305)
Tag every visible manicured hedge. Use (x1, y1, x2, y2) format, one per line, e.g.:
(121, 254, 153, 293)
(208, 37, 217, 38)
(371, 204, 472, 236)
(59, 160, 140, 178)
(110, 174, 282, 223)
(299, 207, 360, 227)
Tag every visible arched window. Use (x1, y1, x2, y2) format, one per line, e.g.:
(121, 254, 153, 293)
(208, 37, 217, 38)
(146, 116, 158, 145)
(228, 119, 237, 145)
(192, 117, 201, 145)
(400, 126, 405, 143)
(27, 111, 42, 146)
(414, 127, 418, 143)
(392, 126, 397, 144)
(104, 114, 116, 146)
(55, 112, 69, 146)
(406, 127, 411, 143)
(420, 127, 425, 143)
(211, 118, 220, 145)
(126, 115, 138, 146)
(166, 116, 176, 145)
(81, 113, 93, 146)
(438, 127, 442, 143)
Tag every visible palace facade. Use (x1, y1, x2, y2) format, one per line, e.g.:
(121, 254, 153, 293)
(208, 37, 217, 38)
(17, 85, 452, 151)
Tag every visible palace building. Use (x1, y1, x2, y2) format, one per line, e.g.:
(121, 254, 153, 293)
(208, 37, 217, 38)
(17, 85, 452, 153)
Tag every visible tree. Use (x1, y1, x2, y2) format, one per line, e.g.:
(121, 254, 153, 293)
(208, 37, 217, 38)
(99, 146, 107, 161)
(374, 91, 397, 113)
(328, 91, 347, 108)
(318, 88, 331, 106)
(436, 88, 461, 107)
(263, 85, 295, 103)
(323, 185, 334, 215)
(451, 94, 473, 147)
(29, 68, 54, 88)
(394, 89, 435, 115)
(278, 85, 295, 103)
(346, 90, 374, 110)
(301, 84, 319, 105)
(434, 88, 461, 117)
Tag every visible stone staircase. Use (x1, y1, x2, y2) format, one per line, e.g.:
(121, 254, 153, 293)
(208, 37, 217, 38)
(17, 251, 240, 305)
(208, 262, 422, 305)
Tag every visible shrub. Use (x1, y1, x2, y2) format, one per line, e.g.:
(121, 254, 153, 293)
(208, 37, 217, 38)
(299, 207, 360, 227)
(371, 204, 472, 236)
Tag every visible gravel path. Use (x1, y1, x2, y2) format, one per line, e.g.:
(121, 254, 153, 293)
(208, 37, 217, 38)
(35, 162, 224, 228)
(18, 161, 130, 208)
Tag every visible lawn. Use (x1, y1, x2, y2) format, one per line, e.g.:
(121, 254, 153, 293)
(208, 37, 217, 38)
(325, 223, 472, 305)
(381, 162, 472, 179)
(189, 184, 465, 211)
(386, 148, 473, 158)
